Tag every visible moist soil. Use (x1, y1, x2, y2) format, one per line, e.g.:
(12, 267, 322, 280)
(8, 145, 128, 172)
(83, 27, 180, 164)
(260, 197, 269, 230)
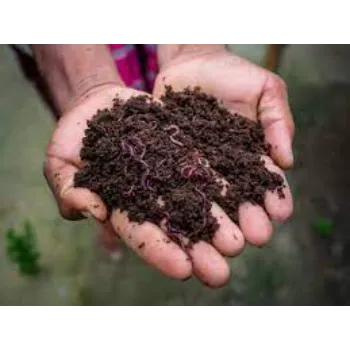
(74, 86, 285, 248)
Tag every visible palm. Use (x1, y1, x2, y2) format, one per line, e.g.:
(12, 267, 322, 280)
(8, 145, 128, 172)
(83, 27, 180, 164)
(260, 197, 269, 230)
(154, 50, 294, 168)
(153, 50, 294, 260)
(45, 87, 147, 255)
(44, 86, 129, 221)
(154, 52, 266, 119)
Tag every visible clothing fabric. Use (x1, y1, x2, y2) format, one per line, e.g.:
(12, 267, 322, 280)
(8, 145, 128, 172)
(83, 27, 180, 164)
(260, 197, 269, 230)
(108, 44, 159, 92)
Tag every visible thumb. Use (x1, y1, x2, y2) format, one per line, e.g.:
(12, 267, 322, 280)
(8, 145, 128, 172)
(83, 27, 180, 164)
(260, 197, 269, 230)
(44, 156, 107, 221)
(258, 74, 295, 169)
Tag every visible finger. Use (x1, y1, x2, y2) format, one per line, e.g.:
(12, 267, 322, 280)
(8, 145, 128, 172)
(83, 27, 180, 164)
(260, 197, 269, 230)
(44, 157, 107, 221)
(262, 156, 293, 222)
(98, 221, 122, 252)
(211, 202, 245, 256)
(61, 187, 107, 221)
(110, 209, 192, 280)
(238, 202, 272, 246)
(188, 241, 230, 288)
(258, 74, 295, 169)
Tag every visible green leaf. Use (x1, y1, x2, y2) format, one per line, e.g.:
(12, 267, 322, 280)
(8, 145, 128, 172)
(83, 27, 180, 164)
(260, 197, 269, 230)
(5, 221, 41, 276)
(313, 218, 334, 238)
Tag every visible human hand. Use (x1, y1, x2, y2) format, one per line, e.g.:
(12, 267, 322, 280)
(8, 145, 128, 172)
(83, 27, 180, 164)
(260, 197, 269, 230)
(152, 45, 294, 285)
(44, 84, 214, 287)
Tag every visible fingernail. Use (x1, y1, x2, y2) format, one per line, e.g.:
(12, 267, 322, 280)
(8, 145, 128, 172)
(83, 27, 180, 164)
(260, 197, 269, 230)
(285, 146, 294, 167)
(181, 275, 192, 282)
(285, 138, 294, 161)
(81, 211, 91, 218)
(275, 142, 294, 168)
(109, 249, 123, 262)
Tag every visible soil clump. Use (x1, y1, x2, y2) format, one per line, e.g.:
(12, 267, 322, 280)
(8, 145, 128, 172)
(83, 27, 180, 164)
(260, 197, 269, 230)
(74, 86, 285, 247)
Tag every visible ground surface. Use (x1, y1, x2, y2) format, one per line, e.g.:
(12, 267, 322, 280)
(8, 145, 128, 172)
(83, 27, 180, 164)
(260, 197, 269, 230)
(0, 44, 348, 305)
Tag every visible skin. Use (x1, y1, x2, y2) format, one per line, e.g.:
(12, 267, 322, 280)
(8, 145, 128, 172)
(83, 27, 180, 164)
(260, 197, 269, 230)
(153, 45, 294, 287)
(33, 44, 294, 289)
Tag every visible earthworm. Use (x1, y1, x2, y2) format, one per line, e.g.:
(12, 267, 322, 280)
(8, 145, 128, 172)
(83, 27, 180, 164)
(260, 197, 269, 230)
(128, 145, 136, 157)
(194, 187, 209, 204)
(164, 124, 184, 147)
(199, 214, 207, 232)
(210, 168, 217, 176)
(159, 213, 187, 249)
(149, 120, 157, 130)
(196, 166, 211, 178)
(120, 140, 127, 152)
(154, 159, 167, 178)
(145, 178, 154, 190)
(194, 187, 209, 231)
(156, 158, 166, 169)
(198, 157, 210, 167)
(192, 151, 200, 161)
(124, 162, 130, 177)
(124, 185, 135, 196)
(167, 222, 186, 246)
(178, 155, 189, 165)
(140, 168, 150, 189)
(124, 115, 136, 124)
(130, 136, 146, 159)
(121, 140, 135, 157)
(138, 159, 149, 170)
(139, 148, 146, 160)
(167, 223, 185, 237)
(180, 165, 197, 178)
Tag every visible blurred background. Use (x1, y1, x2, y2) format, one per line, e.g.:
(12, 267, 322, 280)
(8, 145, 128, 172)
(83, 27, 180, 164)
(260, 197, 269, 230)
(1, 44, 349, 305)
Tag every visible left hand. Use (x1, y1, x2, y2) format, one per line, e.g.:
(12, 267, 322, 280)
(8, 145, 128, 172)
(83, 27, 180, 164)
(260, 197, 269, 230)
(153, 45, 294, 285)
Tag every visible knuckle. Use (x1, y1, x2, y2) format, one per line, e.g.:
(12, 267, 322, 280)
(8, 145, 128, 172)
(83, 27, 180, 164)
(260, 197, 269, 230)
(270, 74, 287, 92)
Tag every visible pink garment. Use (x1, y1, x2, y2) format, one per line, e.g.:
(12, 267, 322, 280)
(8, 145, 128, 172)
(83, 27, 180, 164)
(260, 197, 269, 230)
(108, 44, 159, 93)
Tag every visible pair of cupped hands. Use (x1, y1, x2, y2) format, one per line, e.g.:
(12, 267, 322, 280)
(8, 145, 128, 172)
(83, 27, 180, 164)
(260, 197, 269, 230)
(44, 46, 294, 288)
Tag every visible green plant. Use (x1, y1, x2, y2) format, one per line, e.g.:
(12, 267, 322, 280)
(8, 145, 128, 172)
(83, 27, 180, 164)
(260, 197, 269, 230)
(313, 218, 334, 239)
(6, 220, 41, 276)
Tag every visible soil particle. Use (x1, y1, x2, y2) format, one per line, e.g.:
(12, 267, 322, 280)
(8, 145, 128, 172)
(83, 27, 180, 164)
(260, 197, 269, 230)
(74, 86, 285, 247)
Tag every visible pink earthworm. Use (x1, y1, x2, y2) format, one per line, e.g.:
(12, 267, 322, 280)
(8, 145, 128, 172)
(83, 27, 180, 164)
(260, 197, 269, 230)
(140, 168, 150, 189)
(130, 136, 146, 159)
(123, 185, 135, 196)
(198, 157, 210, 167)
(194, 187, 209, 231)
(164, 125, 184, 147)
(180, 165, 197, 178)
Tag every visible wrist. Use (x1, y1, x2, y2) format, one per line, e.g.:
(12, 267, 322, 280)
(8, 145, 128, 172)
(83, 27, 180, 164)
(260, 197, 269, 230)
(157, 44, 227, 69)
(32, 45, 124, 114)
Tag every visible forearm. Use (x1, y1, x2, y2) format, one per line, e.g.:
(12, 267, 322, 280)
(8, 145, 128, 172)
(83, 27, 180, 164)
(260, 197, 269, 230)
(157, 45, 226, 68)
(31, 45, 123, 114)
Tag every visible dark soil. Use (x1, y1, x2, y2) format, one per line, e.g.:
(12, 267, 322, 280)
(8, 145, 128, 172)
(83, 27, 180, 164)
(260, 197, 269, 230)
(74, 86, 285, 248)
